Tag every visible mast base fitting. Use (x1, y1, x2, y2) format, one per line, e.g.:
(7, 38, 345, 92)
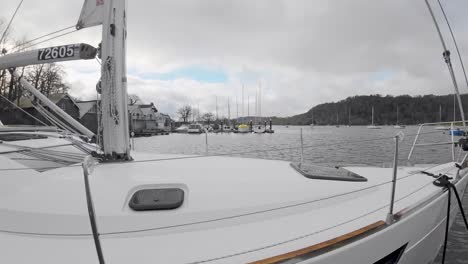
(100, 152, 133, 162)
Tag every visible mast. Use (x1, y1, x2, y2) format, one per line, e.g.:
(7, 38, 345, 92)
(227, 97, 230, 121)
(100, 0, 131, 160)
(372, 106, 374, 126)
(258, 81, 262, 118)
(255, 89, 258, 123)
(215, 96, 218, 120)
(396, 105, 399, 124)
(453, 94, 456, 121)
(348, 107, 351, 125)
(236, 96, 238, 120)
(440, 104, 442, 122)
(242, 84, 245, 120)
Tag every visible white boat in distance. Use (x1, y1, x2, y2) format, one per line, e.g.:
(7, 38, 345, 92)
(175, 125, 188, 133)
(237, 123, 251, 133)
(367, 106, 381, 129)
(435, 105, 450, 130)
(187, 123, 204, 134)
(1, 1, 467, 264)
(253, 123, 266, 133)
(435, 126, 450, 131)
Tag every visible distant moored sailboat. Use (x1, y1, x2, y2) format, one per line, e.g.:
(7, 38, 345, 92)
(367, 105, 381, 129)
(393, 104, 405, 129)
(435, 104, 450, 130)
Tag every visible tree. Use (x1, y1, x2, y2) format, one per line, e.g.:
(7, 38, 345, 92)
(177, 105, 192, 123)
(0, 21, 69, 110)
(202, 112, 214, 125)
(128, 94, 142, 105)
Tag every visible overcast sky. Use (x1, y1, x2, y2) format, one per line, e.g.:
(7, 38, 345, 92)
(2, 0, 468, 118)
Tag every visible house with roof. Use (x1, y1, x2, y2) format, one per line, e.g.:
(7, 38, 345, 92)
(128, 103, 146, 132)
(76, 100, 99, 133)
(0, 93, 80, 126)
(0, 92, 172, 135)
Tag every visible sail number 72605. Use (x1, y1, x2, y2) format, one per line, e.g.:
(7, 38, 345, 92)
(38, 45, 75, 61)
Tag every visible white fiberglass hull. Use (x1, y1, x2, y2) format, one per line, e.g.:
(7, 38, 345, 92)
(435, 126, 450, 131)
(367, 125, 381, 129)
(302, 173, 468, 264)
(237, 127, 251, 133)
(1, 130, 467, 263)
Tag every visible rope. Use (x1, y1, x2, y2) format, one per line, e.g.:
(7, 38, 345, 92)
(431, 171, 468, 264)
(436, 0, 468, 94)
(450, 184, 468, 230)
(13, 25, 75, 50)
(0, 0, 25, 47)
(18, 29, 78, 51)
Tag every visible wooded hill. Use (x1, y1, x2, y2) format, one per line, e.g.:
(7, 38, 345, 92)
(271, 94, 468, 126)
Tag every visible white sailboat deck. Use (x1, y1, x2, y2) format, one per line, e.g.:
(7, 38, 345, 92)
(0, 136, 463, 263)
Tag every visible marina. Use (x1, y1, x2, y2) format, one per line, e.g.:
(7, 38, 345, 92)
(1, 0, 468, 263)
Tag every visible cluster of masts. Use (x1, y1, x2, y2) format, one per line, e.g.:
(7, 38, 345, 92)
(190, 81, 265, 124)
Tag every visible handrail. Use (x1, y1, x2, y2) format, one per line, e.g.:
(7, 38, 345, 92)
(408, 121, 466, 162)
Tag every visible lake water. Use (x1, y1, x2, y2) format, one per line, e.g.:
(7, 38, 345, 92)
(134, 125, 468, 264)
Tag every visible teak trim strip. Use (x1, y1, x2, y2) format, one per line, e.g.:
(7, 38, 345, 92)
(249, 220, 386, 264)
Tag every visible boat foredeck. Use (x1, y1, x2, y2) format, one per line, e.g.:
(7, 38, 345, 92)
(87, 153, 459, 263)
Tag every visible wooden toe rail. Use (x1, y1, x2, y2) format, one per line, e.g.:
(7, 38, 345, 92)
(249, 220, 386, 264)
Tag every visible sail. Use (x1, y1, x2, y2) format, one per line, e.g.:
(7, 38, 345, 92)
(76, 0, 105, 29)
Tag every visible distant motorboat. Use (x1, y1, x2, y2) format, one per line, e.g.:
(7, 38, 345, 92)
(175, 125, 188, 133)
(434, 126, 450, 131)
(222, 125, 233, 132)
(449, 128, 464, 136)
(367, 125, 381, 129)
(237, 124, 250, 133)
(187, 124, 204, 134)
(253, 124, 266, 133)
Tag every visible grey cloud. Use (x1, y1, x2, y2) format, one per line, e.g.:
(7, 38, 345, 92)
(2, 0, 468, 116)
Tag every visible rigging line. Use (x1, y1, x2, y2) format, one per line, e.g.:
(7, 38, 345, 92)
(0, 144, 75, 155)
(0, 0, 25, 47)
(436, 0, 468, 93)
(13, 25, 75, 50)
(18, 29, 78, 51)
(34, 104, 80, 135)
(31, 104, 65, 130)
(0, 93, 49, 126)
(0, 163, 81, 171)
(425, 0, 466, 125)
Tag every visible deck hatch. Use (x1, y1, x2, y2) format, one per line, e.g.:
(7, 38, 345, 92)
(129, 188, 184, 211)
(291, 163, 367, 182)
